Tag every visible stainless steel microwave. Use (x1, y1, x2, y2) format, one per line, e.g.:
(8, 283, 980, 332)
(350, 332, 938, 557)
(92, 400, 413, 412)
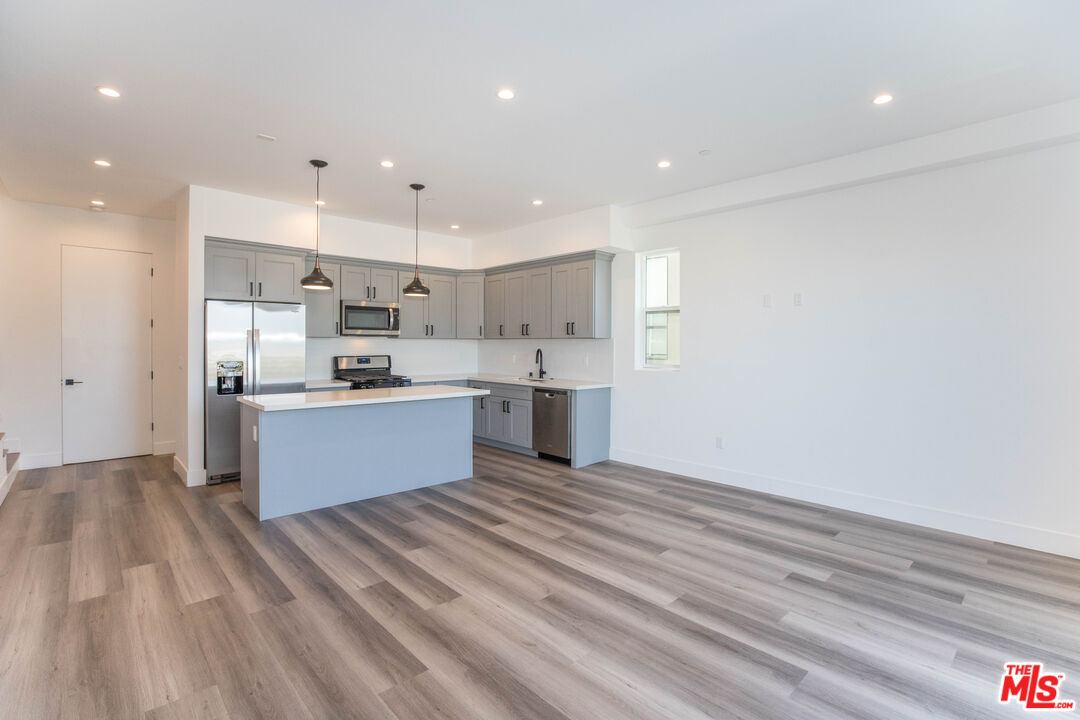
(340, 300, 400, 336)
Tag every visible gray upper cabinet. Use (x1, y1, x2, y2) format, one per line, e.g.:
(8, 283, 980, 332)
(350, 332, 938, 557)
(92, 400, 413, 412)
(255, 252, 305, 303)
(206, 243, 305, 303)
(370, 268, 396, 301)
(525, 266, 551, 338)
(484, 274, 506, 338)
(340, 264, 371, 301)
(504, 271, 527, 338)
(304, 261, 341, 337)
(456, 274, 484, 339)
(397, 271, 456, 338)
(205, 245, 256, 300)
(426, 273, 456, 339)
(550, 258, 611, 338)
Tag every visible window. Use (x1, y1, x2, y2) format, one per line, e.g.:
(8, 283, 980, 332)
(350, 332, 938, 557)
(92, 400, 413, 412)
(641, 249, 680, 367)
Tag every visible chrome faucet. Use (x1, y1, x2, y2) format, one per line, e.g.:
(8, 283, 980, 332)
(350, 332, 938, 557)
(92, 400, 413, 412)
(535, 348, 547, 378)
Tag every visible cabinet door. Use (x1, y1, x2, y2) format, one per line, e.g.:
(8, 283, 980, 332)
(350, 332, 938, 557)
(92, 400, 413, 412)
(506, 399, 533, 448)
(340, 264, 371, 301)
(255, 252, 304, 303)
(504, 271, 527, 338)
(550, 263, 572, 338)
(456, 274, 484, 339)
(426, 273, 457, 339)
(473, 395, 491, 438)
(487, 397, 508, 442)
(304, 262, 341, 337)
(524, 266, 551, 338)
(570, 260, 594, 337)
(370, 268, 396, 301)
(397, 271, 427, 338)
(484, 274, 506, 338)
(205, 245, 256, 300)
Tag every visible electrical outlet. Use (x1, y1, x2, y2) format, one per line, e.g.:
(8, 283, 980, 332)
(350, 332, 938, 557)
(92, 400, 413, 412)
(763, 293, 773, 309)
(715, 436, 724, 450)
(793, 292, 803, 307)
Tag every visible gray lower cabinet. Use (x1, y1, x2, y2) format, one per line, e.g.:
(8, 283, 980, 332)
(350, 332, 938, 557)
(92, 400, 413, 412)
(470, 382, 532, 449)
(205, 244, 256, 300)
(484, 274, 506, 338)
(255, 252, 305, 303)
(456, 273, 484, 339)
(397, 271, 456, 338)
(304, 261, 341, 337)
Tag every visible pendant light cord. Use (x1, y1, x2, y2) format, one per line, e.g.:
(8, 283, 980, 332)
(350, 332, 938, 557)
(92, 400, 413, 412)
(315, 165, 321, 264)
(413, 186, 420, 276)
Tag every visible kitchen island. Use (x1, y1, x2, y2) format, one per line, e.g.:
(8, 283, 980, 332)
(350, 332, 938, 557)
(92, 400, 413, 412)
(236, 384, 489, 520)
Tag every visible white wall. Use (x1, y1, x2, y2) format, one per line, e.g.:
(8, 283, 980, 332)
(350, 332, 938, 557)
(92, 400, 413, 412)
(478, 339, 613, 383)
(0, 189, 176, 469)
(612, 140, 1080, 558)
(307, 338, 478, 379)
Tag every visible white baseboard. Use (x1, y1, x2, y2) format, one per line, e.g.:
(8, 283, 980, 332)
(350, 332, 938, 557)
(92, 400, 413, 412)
(172, 454, 206, 487)
(18, 452, 63, 470)
(153, 440, 177, 456)
(609, 447, 1080, 560)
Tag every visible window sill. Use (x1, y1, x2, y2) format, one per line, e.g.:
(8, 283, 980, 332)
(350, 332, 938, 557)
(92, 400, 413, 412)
(637, 365, 680, 373)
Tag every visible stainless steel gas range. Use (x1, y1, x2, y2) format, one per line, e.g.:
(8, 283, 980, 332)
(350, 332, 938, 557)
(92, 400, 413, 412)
(332, 355, 411, 389)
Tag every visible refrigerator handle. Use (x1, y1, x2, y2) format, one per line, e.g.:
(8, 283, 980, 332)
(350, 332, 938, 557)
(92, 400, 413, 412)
(245, 330, 254, 395)
(251, 329, 263, 395)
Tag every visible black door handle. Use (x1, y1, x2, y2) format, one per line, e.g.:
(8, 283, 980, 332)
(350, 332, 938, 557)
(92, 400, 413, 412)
(521, 324, 525, 335)
(335, 321, 339, 334)
(249, 281, 254, 297)
(366, 286, 370, 299)
(526, 323, 530, 335)
(480, 397, 484, 409)
(566, 322, 570, 335)
(431, 324, 434, 336)
(499, 324, 503, 336)
(372, 287, 376, 299)
(571, 321, 576, 335)
(64, 378, 83, 385)
(258, 281, 262, 297)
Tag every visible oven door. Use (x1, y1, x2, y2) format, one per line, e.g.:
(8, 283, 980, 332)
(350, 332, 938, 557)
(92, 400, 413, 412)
(340, 301, 400, 336)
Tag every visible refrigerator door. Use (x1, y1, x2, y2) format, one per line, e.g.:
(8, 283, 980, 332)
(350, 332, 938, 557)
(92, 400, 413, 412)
(253, 302, 306, 395)
(205, 300, 253, 480)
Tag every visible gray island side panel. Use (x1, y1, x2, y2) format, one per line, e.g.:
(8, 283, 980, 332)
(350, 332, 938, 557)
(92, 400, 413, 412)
(241, 396, 473, 520)
(571, 387, 611, 468)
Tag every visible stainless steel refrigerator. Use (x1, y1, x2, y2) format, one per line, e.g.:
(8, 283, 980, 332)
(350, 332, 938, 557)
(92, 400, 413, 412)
(205, 300, 305, 484)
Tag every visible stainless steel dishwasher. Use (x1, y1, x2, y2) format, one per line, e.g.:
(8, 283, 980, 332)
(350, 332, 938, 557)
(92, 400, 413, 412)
(532, 388, 570, 461)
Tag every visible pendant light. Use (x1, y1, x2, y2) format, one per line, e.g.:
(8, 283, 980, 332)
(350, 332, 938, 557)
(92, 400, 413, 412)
(402, 183, 430, 297)
(301, 159, 334, 291)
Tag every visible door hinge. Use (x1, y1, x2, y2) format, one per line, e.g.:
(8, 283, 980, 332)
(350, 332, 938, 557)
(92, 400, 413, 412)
(150, 267, 154, 277)
(151, 422, 154, 431)
(150, 370, 154, 380)
(150, 318, 154, 328)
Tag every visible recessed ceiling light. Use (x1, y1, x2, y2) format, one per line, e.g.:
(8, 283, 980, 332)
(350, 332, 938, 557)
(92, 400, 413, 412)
(496, 88, 516, 101)
(531, 199, 543, 206)
(90, 200, 105, 206)
(314, 200, 326, 206)
(93, 159, 111, 167)
(380, 160, 394, 168)
(450, 225, 460, 230)
(97, 86, 120, 98)
(657, 160, 671, 169)
(873, 93, 894, 105)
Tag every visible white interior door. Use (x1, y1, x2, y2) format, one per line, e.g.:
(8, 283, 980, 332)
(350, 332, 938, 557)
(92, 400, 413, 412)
(62, 246, 153, 463)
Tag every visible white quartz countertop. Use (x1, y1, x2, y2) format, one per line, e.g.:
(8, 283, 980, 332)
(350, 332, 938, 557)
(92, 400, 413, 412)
(465, 373, 613, 391)
(305, 378, 353, 390)
(238, 385, 489, 412)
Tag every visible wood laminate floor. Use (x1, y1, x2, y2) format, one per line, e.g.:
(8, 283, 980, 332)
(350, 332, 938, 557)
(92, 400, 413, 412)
(1, 445, 1077, 719)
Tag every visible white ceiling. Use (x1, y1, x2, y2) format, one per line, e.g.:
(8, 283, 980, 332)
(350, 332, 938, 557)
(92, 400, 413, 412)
(2, 0, 1079, 234)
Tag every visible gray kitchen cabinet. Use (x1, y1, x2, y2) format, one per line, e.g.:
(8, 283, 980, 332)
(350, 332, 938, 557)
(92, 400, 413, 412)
(340, 264, 371, 301)
(255, 252, 305, 303)
(205, 244, 256, 300)
(475, 383, 532, 449)
(525, 266, 551, 338)
(484, 274, 506, 338)
(370, 268, 396, 301)
(550, 258, 611, 338)
(504, 271, 527, 338)
(473, 395, 492, 438)
(506, 399, 532, 447)
(397, 271, 456, 338)
(456, 273, 485, 339)
(304, 261, 341, 337)
(427, 273, 457, 339)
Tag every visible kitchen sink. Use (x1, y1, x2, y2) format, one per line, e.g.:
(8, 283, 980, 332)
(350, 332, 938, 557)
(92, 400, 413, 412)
(508, 377, 553, 382)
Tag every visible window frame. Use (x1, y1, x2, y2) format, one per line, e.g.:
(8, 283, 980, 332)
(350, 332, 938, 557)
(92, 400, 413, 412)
(638, 248, 680, 370)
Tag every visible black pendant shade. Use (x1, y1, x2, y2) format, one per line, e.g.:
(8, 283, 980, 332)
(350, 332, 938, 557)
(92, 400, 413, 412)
(301, 159, 334, 291)
(402, 183, 430, 297)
